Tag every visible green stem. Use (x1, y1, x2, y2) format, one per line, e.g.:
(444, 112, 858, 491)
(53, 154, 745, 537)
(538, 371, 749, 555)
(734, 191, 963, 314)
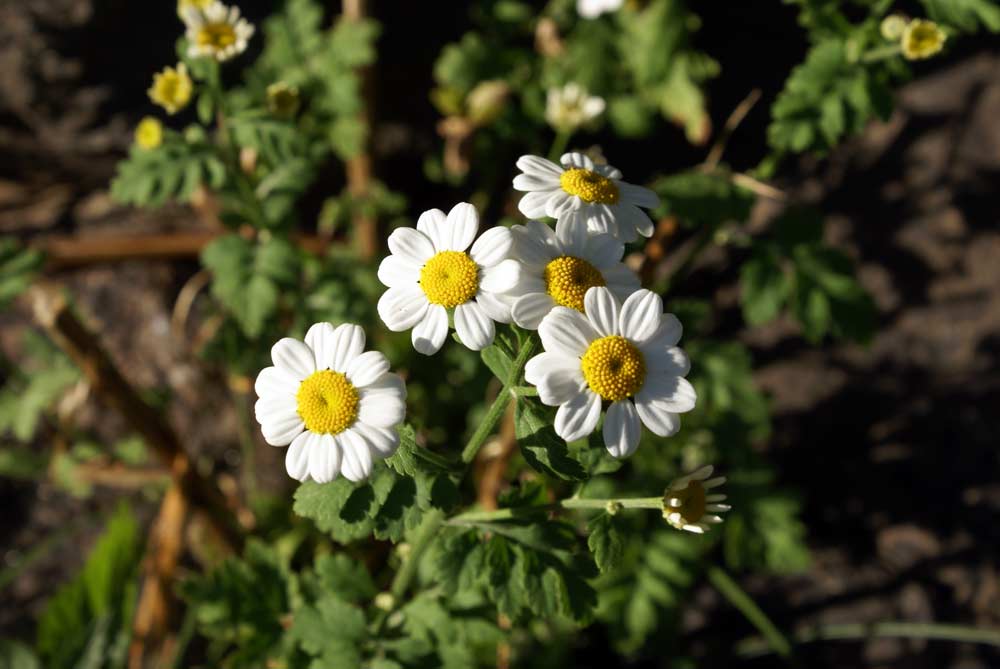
(510, 385, 538, 397)
(460, 336, 538, 464)
(860, 44, 902, 63)
(448, 496, 664, 524)
(736, 621, 1000, 658)
(707, 566, 794, 661)
(547, 129, 572, 162)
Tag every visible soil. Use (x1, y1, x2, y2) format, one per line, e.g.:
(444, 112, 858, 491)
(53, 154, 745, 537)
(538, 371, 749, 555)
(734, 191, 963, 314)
(1, 1, 998, 667)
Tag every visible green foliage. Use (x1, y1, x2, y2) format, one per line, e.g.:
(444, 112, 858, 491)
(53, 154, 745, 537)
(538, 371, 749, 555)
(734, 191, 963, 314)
(201, 234, 301, 338)
(36, 505, 141, 669)
(723, 469, 810, 572)
(0, 333, 79, 442)
(0, 238, 43, 308)
(740, 208, 876, 342)
(587, 512, 624, 573)
(0, 640, 41, 669)
(110, 133, 226, 207)
(394, 593, 505, 669)
(920, 0, 1000, 32)
(290, 593, 367, 667)
(514, 398, 587, 481)
(652, 171, 754, 228)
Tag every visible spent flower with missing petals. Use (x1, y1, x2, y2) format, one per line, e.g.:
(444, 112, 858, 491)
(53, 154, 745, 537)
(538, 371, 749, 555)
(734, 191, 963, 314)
(901, 19, 946, 60)
(254, 323, 406, 483)
(134, 117, 163, 150)
(148, 64, 193, 115)
(377, 203, 521, 355)
(545, 83, 605, 133)
(507, 219, 638, 329)
(662, 465, 730, 534)
(182, 1, 255, 62)
(513, 152, 660, 243)
(526, 286, 696, 457)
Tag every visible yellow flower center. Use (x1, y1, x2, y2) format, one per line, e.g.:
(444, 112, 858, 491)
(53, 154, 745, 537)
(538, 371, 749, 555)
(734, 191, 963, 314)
(664, 480, 707, 527)
(197, 22, 238, 50)
(559, 168, 620, 205)
(580, 335, 646, 401)
(543, 256, 606, 311)
(295, 370, 359, 435)
(419, 251, 479, 308)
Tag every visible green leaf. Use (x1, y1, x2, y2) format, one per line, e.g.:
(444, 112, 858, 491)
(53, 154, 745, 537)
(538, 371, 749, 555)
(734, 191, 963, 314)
(740, 249, 791, 326)
(514, 399, 587, 481)
(110, 135, 225, 207)
(291, 594, 366, 666)
(313, 553, 376, 603)
(0, 238, 43, 307)
(653, 171, 754, 228)
(587, 513, 624, 573)
(0, 640, 41, 669)
(723, 468, 810, 572)
(921, 0, 1000, 32)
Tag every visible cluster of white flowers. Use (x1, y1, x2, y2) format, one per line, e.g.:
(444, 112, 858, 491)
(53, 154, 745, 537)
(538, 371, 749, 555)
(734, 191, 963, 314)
(255, 151, 712, 531)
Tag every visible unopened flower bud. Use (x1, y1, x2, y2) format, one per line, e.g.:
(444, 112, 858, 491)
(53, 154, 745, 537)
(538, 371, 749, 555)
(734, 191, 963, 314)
(605, 500, 623, 516)
(267, 82, 301, 119)
(374, 592, 395, 611)
(880, 14, 907, 41)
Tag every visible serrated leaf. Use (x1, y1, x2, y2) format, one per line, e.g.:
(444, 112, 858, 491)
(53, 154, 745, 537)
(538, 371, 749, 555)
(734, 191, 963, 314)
(0, 238, 43, 307)
(740, 250, 790, 326)
(587, 513, 624, 573)
(921, 0, 1000, 32)
(653, 171, 754, 228)
(514, 399, 587, 481)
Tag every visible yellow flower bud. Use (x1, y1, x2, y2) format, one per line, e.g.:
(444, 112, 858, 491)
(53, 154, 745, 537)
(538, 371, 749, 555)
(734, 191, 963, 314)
(266, 82, 301, 119)
(148, 63, 194, 115)
(134, 117, 163, 150)
(901, 19, 946, 61)
(880, 14, 907, 41)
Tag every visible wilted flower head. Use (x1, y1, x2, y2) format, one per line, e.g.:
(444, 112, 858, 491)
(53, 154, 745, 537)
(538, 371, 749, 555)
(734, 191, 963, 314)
(267, 82, 301, 119)
(901, 19, 946, 60)
(545, 83, 606, 133)
(466, 79, 511, 126)
(577, 0, 624, 19)
(182, 1, 255, 62)
(879, 14, 907, 41)
(662, 465, 730, 534)
(148, 63, 193, 115)
(134, 117, 163, 150)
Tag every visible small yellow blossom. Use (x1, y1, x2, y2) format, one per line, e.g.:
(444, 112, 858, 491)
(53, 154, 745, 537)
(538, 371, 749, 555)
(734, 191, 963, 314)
(901, 19, 946, 60)
(134, 117, 163, 150)
(148, 64, 194, 115)
(880, 14, 907, 41)
(266, 82, 301, 119)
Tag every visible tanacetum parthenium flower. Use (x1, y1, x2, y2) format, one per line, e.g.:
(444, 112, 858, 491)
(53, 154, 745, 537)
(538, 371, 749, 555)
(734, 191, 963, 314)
(377, 202, 521, 355)
(134, 117, 163, 150)
(545, 83, 606, 133)
(662, 465, 729, 534)
(182, 1, 255, 62)
(526, 286, 696, 457)
(507, 219, 639, 329)
(254, 323, 406, 483)
(513, 152, 660, 243)
(148, 63, 193, 115)
(901, 19, 946, 61)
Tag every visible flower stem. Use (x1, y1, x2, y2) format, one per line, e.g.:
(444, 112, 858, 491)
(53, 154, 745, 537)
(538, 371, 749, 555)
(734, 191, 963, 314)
(548, 129, 572, 162)
(859, 44, 901, 63)
(460, 336, 538, 464)
(707, 566, 794, 661)
(447, 496, 664, 524)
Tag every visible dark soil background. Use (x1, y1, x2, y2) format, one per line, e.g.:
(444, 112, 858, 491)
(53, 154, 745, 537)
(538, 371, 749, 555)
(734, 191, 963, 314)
(1, 1, 999, 667)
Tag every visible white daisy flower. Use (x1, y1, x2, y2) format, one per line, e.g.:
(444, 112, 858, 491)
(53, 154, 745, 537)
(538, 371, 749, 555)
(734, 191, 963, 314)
(254, 322, 406, 484)
(182, 1, 254, 62)
(377, 202, 521, 355)
(512, 152, 660, 243)
(662, 465, 730, 534)
(577, 0, 624, 19)
(525, 286, 695, 458)
(545, 83, 606, 133)
(508, 219, 639, 329)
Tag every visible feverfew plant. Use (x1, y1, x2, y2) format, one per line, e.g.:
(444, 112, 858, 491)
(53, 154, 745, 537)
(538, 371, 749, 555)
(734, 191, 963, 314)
(0, 1, 995, 668)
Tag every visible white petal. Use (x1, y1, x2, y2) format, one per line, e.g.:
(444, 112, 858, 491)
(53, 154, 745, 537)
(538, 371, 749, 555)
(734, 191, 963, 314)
(353, 422, 400, 459)
(619, 289, 663, 343)
(512, 220, 558, 266)
(304, 322, 336, 370)
(254, 395, 297, 427)
(454, 302, 495, 351)
(328, 323, 367, 373)
(443, 202, 479, 251)
(594, 163, 623, 180)
(531, 359, 585, 406)
(254, 365, 299, 399)
(358, 391, 406, 429)
(512, 293, 556, 330)
(377, 254, 421, 288)
(604, 400, 641, 458)
(387, 227, 435, 263)
(415, 208, 449, 251)
(583, 286, 620, 336)
(513, 173, 559, 192)
(603, 264, 642, 298)
(525, 351, 578, 386)
(261, 414, 304, 447)
(618, 203, 654, 241)
(560, 152, 594, 170)
(339, 430, 374, 482)
(479, 259, 521, 294)
(644, 313, 684, 349)
(538, 306, 598, 357)
(470, 226, 513, 267)
(308, 433, 342, 484)
(586, 204, 619, 241)
(554, 389, 601, 442)
(643, 345, 690, 377)
(637, 375, 697, 413)
(412, 304, 449, 355)
(475, 292, 513, 324)
(345, 350, 390, 387)
(516, 155, 564, 178)
(554, 213, 589, 257)
(619, 181, 660, 209)
(378, 287, 430, 332)
(517, 190, 555, 219)
(271, 338, 315, 380)
(285, 431, 313, 481)
(634, 398, 680, 438)
(549, 191, 582, 218)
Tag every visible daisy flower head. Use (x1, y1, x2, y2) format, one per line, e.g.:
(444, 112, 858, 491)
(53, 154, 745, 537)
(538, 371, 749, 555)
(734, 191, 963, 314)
(901, 19, 946, 61)
(512, 152, 660, 243)
(377, 202, 521, 355)
(507, 219, 639, 329)
(577, 0, 624, 19)
(134, 117, 163, 150)
(525, 286, 696, 458)
(148, 64, 193, 115)
(545, 83, 606, 133)
(254, 322, 406, 484)
(182, 1, 255, 62)
(662, 465, 730, 534)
